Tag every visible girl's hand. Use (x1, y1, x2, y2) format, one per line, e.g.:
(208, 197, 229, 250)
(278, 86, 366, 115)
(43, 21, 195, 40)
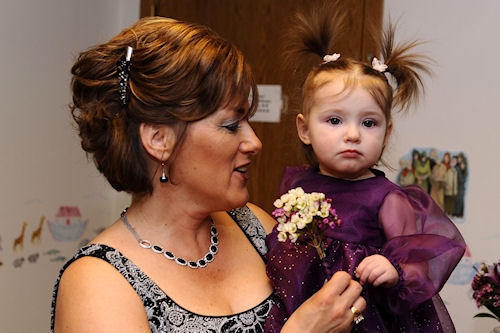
(355, 254, 399, 288)
(282, 271, 366, 333)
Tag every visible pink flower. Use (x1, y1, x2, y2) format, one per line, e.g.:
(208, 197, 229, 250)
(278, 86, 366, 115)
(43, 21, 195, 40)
(486, 262, 500, 285)
(471, 261, 500, 322)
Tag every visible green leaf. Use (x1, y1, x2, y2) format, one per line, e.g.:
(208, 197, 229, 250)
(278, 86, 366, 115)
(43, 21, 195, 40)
(474, 313, 498, 319)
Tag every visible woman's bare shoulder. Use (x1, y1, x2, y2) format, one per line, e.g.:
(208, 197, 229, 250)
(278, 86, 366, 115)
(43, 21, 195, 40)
(54, 255, 149, 332)
(246, 202, 276, 234)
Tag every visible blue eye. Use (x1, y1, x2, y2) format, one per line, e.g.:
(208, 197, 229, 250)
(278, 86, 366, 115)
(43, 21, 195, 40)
(328, 117, 341, 125)
(362, 119, 376, 127)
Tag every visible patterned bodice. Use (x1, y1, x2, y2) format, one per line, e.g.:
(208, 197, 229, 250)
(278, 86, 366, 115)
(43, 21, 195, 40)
(51, 206, 276, 332)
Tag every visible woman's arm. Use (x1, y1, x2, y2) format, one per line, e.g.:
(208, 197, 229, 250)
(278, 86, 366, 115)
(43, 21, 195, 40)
(54, 257, 150, 332)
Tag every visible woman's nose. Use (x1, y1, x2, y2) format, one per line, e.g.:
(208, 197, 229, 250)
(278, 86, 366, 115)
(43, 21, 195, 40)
(241, 121, 262, 155)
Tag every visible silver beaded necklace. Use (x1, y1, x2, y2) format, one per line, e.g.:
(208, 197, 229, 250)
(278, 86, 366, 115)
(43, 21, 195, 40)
(120, 208, 219, 269)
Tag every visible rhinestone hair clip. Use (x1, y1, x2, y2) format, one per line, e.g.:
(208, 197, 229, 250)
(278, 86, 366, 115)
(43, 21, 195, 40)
(117, 46, 133, 105)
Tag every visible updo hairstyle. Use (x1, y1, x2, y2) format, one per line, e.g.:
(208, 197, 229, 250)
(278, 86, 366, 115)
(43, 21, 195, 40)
(71, 17, 257, 195)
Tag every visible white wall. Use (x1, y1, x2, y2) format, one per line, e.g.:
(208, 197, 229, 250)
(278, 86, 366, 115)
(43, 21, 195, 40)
(382, 1, 500, 332)
(0, 1, 138, 331)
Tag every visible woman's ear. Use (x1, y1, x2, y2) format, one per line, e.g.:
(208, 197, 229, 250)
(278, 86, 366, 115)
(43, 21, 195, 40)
(139, 123, 176, 161)
(296, 113, 311, 145)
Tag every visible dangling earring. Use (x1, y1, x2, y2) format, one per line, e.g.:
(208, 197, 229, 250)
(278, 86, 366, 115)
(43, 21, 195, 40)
(160, 162, 168, 183)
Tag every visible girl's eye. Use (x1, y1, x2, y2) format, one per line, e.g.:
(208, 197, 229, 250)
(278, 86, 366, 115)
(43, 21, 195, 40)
(362, 119, 376, 127)
(328, 117, 341, 125)
(222, 121, 241, 133)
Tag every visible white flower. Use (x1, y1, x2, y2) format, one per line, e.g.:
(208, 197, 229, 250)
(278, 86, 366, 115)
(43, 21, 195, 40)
(372, 57, 387, 72)
(319, 209, 329, 218)
(278, 232, 288, 242)
(308, 205, 318, 216)
(321, 201, 331, 210)
(323, 53, 340, 63)
(285, 223, 297, 234)
(272, 187, 341, 256)
(273, 199, 283, 208)
(296, 219, 306, 229)
(295, 187, 305, 196)
(296, 197, 306, 210)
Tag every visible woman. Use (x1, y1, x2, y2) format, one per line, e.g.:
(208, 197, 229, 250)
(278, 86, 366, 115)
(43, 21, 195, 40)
(51, 17, 365, 332)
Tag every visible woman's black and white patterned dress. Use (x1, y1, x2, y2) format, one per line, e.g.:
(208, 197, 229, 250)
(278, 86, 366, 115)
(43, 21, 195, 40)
(51, 206, 277, 333)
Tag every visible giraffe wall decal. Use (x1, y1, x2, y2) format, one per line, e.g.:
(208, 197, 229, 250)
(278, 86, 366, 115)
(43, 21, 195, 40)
(13, 221, 28, 251)
(31, 215, 46, 244)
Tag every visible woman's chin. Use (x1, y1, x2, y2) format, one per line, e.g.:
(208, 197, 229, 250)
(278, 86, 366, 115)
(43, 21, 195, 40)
(226, 193, 249, 210)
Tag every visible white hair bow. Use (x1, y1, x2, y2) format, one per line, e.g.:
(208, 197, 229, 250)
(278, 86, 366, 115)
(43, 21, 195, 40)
(371, 57, 387, 72)
(323, 53, 341, 63)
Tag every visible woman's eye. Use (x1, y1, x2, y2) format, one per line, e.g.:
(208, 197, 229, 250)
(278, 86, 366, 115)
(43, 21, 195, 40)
(362, 119, 376, 127)
(328, 117, 341, 125)
(223, 122, 241, 133)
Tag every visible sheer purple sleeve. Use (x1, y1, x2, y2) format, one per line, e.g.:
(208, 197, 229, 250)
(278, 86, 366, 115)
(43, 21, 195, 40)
(376, 185, 466, 313)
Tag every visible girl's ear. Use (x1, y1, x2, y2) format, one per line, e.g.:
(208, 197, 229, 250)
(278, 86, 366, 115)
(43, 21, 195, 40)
(384, 121, 393, 146)
(139, 123, 177, 161)
(296, 113, 311, 145)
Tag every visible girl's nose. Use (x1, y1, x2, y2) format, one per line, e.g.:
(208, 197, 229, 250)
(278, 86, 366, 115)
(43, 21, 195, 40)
(344, 125, 361, 143)
(344, 125, 360, 142)
(241, 121, 262, 155)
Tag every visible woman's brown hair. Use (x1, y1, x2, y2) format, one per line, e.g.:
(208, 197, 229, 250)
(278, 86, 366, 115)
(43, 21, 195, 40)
(71, 17, 257, 195)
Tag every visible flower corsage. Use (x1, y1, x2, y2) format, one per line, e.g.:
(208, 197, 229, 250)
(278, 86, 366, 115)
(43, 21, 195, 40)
(471, 260, 500, 322)
(272, 187, 342, 259)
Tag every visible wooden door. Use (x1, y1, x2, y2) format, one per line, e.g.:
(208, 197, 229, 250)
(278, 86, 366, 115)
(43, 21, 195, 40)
(141, 0, 383, 213)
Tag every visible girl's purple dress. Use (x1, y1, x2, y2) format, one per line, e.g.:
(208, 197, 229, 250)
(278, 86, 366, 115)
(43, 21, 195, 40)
(265, 166, 466, 332)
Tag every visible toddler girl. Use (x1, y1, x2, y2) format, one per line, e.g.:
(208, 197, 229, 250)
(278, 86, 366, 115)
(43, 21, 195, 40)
(265, 4, 466, 333)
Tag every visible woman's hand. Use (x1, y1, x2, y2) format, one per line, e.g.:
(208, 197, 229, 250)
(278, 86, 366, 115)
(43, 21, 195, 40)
(356, 254, 399, 288)
(282, 271, 366, 333)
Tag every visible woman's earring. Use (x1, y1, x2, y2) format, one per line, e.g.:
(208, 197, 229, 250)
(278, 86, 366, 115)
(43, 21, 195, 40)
(160, 162, 168, 183)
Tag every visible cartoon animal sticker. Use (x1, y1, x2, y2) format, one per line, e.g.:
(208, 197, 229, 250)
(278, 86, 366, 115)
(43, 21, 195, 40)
(50, 256, 67, 263)
(28, 253, 40, 263)
(31, 215, 46, 244)
(13, 257, 25, 268)
(13, 222, 28, 251)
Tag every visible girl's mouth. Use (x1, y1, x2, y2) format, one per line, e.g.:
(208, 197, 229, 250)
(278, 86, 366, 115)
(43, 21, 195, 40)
(340, 150, 361, 158)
